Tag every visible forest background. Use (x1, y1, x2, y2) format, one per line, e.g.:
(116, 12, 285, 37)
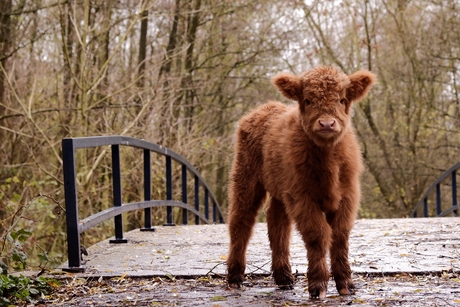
(1, 0, 459, 269)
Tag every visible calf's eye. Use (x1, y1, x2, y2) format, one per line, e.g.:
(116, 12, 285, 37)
(304, 99, 311, 105)
(340, 98, 346, 104)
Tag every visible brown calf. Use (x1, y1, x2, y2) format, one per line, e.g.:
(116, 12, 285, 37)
(226, 66, 376, 299)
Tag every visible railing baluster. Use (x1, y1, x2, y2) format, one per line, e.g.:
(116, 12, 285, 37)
(141, 149, 156, 231)
(194, 175, 199, 225)
(220, 213, 224, 224)
(452, 170, 457, 216)
(423, 197, 428, 217)
(62, 139, 83, 271)
(109, 145, 127, 243)
(182, 164, 188, 225)
(436, 183, 441, 216)
(204, 189, 209, 221)
(144, 150, 151, 225)
(164, 156, 175, 226)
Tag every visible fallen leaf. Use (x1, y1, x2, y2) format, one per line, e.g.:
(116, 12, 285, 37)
(258, 292, 272, 296)
(112, 272, 128, 282)
(326, 295, 340, 299)
(211, 296, 227, 301)
(353, 298, 365, 304)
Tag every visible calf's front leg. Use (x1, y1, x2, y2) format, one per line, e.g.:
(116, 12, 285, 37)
(295, 205, 332, 299)
(326, 199, 358, 295)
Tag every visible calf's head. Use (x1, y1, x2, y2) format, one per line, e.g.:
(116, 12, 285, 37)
(272, 66, 376, 146)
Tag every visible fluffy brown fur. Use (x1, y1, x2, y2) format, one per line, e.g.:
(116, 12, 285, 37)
(226, 66, 376, 299)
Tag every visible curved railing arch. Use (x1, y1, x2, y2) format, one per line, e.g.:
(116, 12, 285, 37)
(410, 161, 460, 218)
(62, 136, 225, 271)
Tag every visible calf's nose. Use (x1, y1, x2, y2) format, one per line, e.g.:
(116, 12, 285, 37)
(319, 120, 335, 129)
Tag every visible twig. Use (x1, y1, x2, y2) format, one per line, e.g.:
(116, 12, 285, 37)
(205, 261, 227, 277)
(247, 261, 272, 275)
(37, 193, 66, 213)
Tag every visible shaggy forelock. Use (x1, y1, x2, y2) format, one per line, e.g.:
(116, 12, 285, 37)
(301, 66, 349, 101)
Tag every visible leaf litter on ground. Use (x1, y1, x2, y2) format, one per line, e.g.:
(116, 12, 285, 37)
(27, 272, 460, 307)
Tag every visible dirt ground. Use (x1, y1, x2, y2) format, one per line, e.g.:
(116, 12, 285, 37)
(39, 272, 460, 307)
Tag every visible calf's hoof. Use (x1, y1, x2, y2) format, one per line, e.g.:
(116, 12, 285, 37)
(227, 260, 245, 287)
(273, 270, 295, 289)
(227, 272, 244, 288)
(337, 280, 356, 296)
(309, 287, 327, 299)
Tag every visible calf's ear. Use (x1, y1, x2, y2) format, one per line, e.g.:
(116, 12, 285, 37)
(271, 72, 303, 101)
(346, 70, 377, 102)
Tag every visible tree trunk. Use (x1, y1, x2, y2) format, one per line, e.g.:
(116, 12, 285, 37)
(157, 0, 181, 146)
(0, 0, 12, 118)
(158, 0, 181, 80)
(59, 1, 75, 136)
(0, 0, 12, 237)
(94, 1, 112, 132)
(182, 0, 201, 133)
(137, 1, 148, 89)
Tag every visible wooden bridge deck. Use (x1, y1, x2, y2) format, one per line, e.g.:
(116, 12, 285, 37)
(66, 217, 460, 278)
(52, 217, 460, 306)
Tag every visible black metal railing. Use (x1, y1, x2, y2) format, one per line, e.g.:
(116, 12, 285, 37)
(62, 136, 225, 271)
(410, 161, 460, 217)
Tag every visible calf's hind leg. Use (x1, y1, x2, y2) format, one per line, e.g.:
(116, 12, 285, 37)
(227, 179, 266, 286)
(266, 197, 294, 288)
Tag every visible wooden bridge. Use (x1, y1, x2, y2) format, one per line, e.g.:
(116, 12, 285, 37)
(53, 217, 460, 306)
(51, 136, 460, 306)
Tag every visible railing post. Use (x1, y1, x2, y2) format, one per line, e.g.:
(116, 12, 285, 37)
(141, 149, 156, 231)
(62, 139, 84, 271)
(436, 183, 441, 216)
(182, 164, 188, 225)
(109, 145, 127, 243)
(194, 175, 200, 225)
(213, 201, 217, 223)
(164, 156, 175, 226)
(452, 170, 457, 216)
(423, 197, 428, 217)
(204, 189, 209, 221)
(219, 213, 224, 224)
